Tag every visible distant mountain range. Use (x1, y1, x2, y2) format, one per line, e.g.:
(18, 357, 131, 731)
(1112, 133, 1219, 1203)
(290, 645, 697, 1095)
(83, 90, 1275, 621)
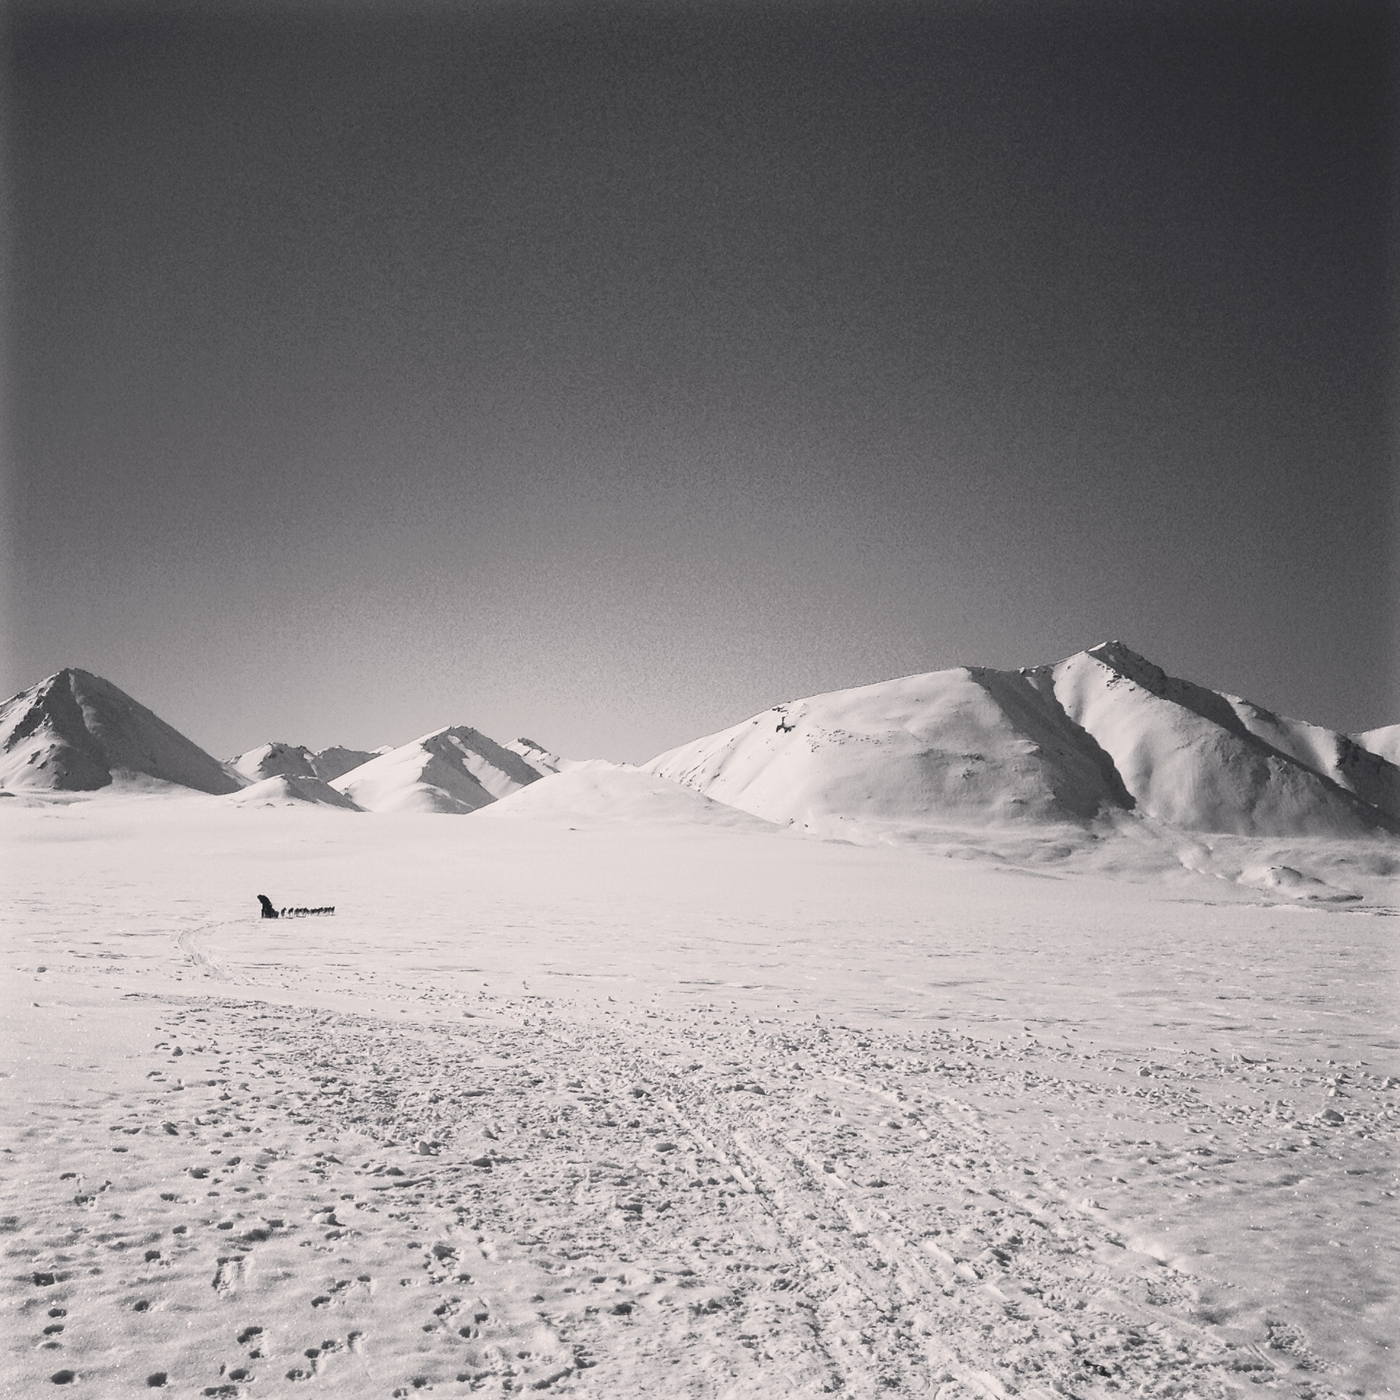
(2, 646, 1397, 840)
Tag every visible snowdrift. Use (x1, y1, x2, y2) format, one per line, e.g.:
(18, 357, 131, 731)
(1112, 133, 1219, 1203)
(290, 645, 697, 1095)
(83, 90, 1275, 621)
(646, 642, 1400, 840)
(0, 669, 240, 795)
(332, 726, 541, 814)
(229, 774, 362, 810)
(480, 761, 780, 830)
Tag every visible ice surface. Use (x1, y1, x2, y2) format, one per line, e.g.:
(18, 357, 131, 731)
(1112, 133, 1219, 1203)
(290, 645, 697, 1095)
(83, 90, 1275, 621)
(2, 792, 1395, 1398)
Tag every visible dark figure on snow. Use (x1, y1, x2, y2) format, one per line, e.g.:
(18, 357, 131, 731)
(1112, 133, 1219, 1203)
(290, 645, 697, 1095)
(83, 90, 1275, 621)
(257, 895, 279, 920)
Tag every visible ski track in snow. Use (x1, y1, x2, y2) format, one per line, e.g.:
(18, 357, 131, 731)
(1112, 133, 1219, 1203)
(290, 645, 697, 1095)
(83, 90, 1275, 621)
(3, 812, 1397, 1398)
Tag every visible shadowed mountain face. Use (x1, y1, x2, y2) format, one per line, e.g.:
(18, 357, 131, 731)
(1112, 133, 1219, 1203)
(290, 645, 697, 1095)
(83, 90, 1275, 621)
(646, 643, 1400, 839)
(0, 669, 240, 794)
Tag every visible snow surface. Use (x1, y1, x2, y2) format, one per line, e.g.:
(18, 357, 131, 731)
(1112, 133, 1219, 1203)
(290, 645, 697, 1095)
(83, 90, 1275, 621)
(646, 642, 1398, 840)
(2, 792, 1396, 1399)
(332, 727, 541, 814)
(0, 669, 240, 796)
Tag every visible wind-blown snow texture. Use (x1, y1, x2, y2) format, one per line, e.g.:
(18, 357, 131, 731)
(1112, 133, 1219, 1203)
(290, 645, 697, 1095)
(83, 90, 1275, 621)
(332, 727, 541, 814)
(646, 642, 1400, 840)
(0, 669, 240, 795)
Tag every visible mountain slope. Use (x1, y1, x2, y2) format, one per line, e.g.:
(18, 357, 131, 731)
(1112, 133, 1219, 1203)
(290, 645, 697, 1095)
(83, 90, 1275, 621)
(228, 742, 317, 784)
(1357, 724, 1400, 768)
(481, 761, 778, 830)
(228, 742, 378, 784)
(0, 669, 240, 795)
(309, 746, 378, 781)
(230, 774, 363, 809)
(645, 666, 1129, 831)
(1039, 644, 1397, 835)
(646, 644, 1398, 839)
(332, 726, 541, 814)
(505, 737, 589, 778)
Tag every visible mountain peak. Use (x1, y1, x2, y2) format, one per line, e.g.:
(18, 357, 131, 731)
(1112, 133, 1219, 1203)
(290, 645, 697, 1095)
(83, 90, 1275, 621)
(0, 669, 240, 794)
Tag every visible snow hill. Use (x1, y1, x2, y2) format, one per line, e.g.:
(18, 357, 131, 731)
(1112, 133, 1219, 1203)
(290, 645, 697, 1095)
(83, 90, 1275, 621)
(332, 726, 542, 814)
(481, 761, 780, 830)
(229, 774, 362, 810)
(0, 669, 240, 795)
(1358, 724, 1400, 768)
(228, 741, 377, 784)
(645, 642, 1400, 840)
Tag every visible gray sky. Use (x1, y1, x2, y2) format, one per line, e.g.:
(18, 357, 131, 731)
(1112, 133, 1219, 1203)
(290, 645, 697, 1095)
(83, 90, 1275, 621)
(5, 0, 1395, 763)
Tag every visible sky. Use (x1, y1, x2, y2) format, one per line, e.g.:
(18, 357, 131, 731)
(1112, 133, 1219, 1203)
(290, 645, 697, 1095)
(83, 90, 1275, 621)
(3, 0, 1396, 764)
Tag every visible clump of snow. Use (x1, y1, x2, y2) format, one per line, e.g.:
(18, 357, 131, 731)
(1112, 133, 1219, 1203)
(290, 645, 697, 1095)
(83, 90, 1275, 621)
(333, 726, 540, 814)
(0, 668, 240, 795)
(480, 761, 780, 830)
(229, 774, 362, 810)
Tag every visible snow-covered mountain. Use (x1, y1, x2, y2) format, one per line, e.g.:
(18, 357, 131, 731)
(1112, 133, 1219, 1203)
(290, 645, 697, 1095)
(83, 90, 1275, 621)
(645, 642, 1400, 839)
(309, 745, 379, 781)
(0, 669, 240, 795)
(331, 726, 542, 814)
(505, 737, 588, 777)
(230, 774, 363, 810)
(228, 741, 377, 784)
(228, 741, 317, 783)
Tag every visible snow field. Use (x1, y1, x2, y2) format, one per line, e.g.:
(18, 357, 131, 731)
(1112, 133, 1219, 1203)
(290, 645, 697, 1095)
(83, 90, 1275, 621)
(2, 797, 1396, 1398)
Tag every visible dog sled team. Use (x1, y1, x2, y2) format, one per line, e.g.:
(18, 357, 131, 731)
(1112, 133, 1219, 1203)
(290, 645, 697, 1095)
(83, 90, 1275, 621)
(257, 895, 334, 920)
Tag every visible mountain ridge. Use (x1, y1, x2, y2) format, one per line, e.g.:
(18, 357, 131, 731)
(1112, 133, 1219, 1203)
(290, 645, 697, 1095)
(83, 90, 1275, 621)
(645, 641, 1400, 839)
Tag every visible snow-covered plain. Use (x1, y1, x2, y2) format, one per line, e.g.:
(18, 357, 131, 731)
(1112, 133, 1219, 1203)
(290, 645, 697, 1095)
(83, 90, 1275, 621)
(3, 790, 1396, 1399)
